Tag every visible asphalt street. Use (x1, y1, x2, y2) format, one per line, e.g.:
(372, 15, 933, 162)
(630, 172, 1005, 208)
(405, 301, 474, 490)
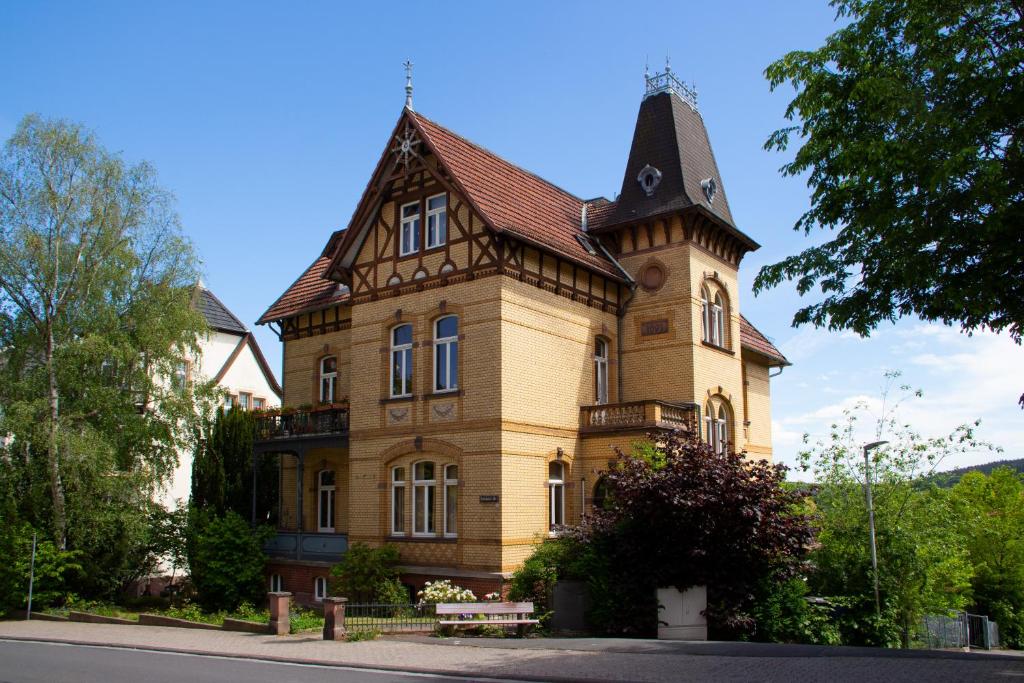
(0, 640, 529, 683)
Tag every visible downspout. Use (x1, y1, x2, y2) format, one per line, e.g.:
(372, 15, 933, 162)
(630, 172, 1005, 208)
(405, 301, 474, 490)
(593, 238, 635, 403)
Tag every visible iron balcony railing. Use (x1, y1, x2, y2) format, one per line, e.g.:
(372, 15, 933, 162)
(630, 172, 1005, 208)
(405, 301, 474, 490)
(254, 405, 349, 442)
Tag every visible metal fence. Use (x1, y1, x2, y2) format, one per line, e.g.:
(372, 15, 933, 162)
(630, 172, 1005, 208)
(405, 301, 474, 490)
(344, 603, 436, 634)
(918, 611, 999, 650)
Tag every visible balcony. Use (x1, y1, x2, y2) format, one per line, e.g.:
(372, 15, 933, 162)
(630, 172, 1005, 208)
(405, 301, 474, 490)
(254, 405, 349, 448)
(580, 400, 698, 435)
(264, 531, 348, 563)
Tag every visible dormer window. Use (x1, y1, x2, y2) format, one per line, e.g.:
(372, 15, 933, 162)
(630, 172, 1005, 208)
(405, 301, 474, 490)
(400, 201, 420, 256)
(701, 177, 718, 204)
(426, 194, 447, 249)
(637, 164, 662, 197)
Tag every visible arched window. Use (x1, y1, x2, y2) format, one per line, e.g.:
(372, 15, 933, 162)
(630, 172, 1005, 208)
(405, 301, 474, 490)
(434, 316, 458, 393)
(320, 356, 337, 403)
(443, 464, 458, 538)
(548, 461, 565, 532)
(701, 288, 711, 343)
(314, 576, 327, 602)
(704, 400, 731, 455)
(269, 574, 283, 592)
(413, 461, 435, 535)
(712, 292, 725, 347)
(391, 466, 406, 535)
(594, 338, 609, 405)
(592, 476, 609, 511)
(317, 470, 335, 532)
(390, 324, 413, 398)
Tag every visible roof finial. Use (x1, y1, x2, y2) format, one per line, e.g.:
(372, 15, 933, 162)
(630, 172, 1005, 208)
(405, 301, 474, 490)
(644, 57, 650, 81)
(403, 60, 414, 110)
(664, 55, 671, 74)
(642, 55, 698, 112)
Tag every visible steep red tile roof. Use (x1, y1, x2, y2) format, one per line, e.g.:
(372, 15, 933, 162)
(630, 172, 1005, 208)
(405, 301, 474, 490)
(258, 255, 350, 324)
(412, 113, 622, 280)
(740, 315, 790, 366)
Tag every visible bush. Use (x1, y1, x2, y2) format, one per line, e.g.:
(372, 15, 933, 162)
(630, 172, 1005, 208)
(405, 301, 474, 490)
(747, 577, 841, 645)
(508, 536, 594, 628)
(187, 510, 270, 612)
(329, 543, 402, 602)
(0, 522, 82, 614)
(417, 580, 475, 605)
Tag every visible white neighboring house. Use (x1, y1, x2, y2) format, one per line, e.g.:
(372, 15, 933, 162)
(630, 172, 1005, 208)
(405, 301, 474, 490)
(161, 287, 282, 507)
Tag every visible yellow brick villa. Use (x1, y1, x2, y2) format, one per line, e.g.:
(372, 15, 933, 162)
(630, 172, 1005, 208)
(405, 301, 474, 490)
(253, 68, 789, 605)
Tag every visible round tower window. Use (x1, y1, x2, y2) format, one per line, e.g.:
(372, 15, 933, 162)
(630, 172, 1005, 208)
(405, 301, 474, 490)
(639, 262, 666, 292)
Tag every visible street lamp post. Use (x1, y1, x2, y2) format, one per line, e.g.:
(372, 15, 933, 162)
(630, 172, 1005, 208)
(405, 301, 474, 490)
(864, 440, 888, 620)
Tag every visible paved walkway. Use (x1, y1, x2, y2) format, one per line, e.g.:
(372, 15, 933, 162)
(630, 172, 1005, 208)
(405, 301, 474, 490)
(2, 620, 1022, 682)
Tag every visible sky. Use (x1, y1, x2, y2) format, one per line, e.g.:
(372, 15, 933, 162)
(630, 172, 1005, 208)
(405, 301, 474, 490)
(2, 1, 1020, 477)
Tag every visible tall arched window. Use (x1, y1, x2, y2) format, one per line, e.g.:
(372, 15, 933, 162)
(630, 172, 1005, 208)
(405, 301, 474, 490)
(594, 338, 609, 405)
(592, 476, 609, 511)
(317, 470, 336, 532)
(704, 400, 730, 455)
(712, 292, 725, 347)
(443, 464, 458, 538)
(434, 316, 458, 393)
(390, 324, 413, 398)
(413, 461, 435, 535)
(701, 288, 711, 343)
(320, 356, 337, 403)
(548, 461, 565, 532)
(391, 466, 406, 535)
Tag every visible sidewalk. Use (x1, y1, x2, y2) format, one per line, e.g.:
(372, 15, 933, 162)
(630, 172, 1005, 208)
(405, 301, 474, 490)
(1, 619, 1022, 683)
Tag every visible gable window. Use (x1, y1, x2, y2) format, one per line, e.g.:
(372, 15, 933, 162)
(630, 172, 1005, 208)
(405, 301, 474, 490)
(390, 324, 413, 398)
(238, 392, 251, 411)
(269, 574, 283, 592)
(320, 356, 338, 403)
(413, 461, 436, 535)
(594, 338, 609, 405)
(444, 464, 458, 538)
(317, 470, 335, 532)
(391, 467, 406, 535)
(434, 316, 458, 392)
(314, 576, 327, 602)
(171, 361, 189, 393)
(548, 461, 565, 532)
(400, 201, 420, 256)
(253, 397, 265, 410)
(426, 194, 447, 249)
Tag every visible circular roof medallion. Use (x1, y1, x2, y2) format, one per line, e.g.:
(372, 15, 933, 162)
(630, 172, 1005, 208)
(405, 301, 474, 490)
(639, 262, 666, 292)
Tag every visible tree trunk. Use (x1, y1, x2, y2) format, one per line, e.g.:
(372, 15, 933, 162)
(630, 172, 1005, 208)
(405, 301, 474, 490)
(46, 324, 67, 549)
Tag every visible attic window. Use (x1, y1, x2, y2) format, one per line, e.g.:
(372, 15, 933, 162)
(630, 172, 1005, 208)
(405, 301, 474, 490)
(637, 165, 662, 197)
(701, 177, 718, 204)
(575, 234, 598, 256)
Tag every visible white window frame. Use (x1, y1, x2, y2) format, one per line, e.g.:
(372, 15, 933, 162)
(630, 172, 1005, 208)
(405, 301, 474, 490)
(320, 356, 337, 403)
(238, 392, 251, 411)
(172, 361, 189, 393)
(253, 397, 265, 411)
(317, 470, 335, 533)
(548, 461, 565, 534)
(425, 193, 447, 249)
(716, 405, 728, 455)
(390, 324, 413, 398)
(314, 576, 327, 602)
(594, 338, 609, 405)
(434, 316, 458, 393)
(712, 293, 725, 347)
(443, 464, 458, 538)
(399, 201, 420, 256)
(701, 288, 711, 343)
(270, 574, 283, 592)
(413, 461, 436, 536)
(391, 466, 406, 535)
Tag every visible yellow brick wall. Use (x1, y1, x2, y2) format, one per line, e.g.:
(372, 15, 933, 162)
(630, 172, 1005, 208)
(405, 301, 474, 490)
(743, 358, 773, 458)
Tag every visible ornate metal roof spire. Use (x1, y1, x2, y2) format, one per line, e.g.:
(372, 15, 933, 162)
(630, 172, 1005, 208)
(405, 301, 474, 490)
(403, 60, 414, 110)
(644, 56, 698, 112)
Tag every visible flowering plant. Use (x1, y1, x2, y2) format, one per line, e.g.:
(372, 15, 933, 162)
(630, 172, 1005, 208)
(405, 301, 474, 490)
(483, 592, 501, 602)
(416, 580, 476, 606)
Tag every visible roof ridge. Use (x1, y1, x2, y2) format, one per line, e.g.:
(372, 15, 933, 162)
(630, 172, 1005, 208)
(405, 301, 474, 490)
(412, 111, 585, 209)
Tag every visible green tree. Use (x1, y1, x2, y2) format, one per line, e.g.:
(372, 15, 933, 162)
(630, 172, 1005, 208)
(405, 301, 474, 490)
(329, 543, 403, 603)
(949, 468, 1024, 648)
(799, 375, 995, 645)
(188, 510, 270, 612)
(0, 114, 210, 548)
(757, 1, 1024, 350)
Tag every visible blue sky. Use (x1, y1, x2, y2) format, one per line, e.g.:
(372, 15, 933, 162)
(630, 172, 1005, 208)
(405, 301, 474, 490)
(3, 1, 1020, 476)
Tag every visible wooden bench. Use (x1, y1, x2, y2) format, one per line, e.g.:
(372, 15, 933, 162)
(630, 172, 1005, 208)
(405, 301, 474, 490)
(436, 602, 539, 634)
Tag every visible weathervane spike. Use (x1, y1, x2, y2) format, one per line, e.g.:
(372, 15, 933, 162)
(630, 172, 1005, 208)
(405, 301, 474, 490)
(403, 60, 414, 110)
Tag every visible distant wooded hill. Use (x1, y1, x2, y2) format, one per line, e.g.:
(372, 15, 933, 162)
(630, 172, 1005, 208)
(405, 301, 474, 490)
(921, 458, 1024, 488)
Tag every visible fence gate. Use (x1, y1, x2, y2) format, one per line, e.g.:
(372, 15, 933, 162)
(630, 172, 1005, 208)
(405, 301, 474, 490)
(920, 611, 999, 650)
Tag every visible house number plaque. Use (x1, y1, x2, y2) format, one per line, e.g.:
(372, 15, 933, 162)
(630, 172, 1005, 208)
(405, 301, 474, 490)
(640, 319, 669, 336)
(479, 495, 499, 503)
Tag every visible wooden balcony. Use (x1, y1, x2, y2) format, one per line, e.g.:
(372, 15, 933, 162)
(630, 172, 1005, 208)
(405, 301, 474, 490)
(580, 400, 699, 435)
(253, 405, 349, 450)
(264, 531, 348, 563)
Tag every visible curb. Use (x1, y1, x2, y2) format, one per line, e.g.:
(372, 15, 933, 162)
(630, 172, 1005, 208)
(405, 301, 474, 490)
(0, 635, 606, 683)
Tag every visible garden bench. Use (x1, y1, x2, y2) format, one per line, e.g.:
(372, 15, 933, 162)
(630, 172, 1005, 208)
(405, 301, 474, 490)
(435, 602, 538, 634)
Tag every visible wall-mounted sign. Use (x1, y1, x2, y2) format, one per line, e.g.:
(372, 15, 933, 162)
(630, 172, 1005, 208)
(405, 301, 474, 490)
(640, 319, 669, 336)
(479, 495, 499, 504)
